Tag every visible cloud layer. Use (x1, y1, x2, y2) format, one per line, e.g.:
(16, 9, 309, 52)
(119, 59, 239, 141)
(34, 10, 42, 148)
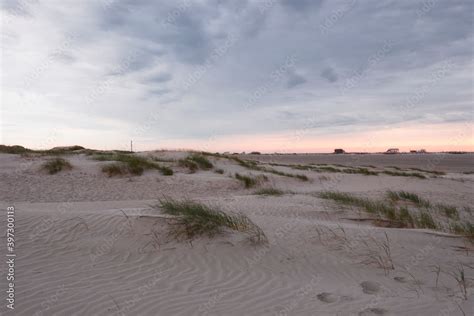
(1, 0, 473, 151)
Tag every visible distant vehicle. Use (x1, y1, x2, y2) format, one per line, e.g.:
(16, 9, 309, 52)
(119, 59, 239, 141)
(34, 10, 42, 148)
(409, 149, 427, 154)
(334, 149, 346, 154)
(385, 148, 400, 154)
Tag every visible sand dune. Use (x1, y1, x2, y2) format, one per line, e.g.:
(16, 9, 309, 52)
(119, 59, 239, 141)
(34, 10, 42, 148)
(0, 152, 472, 315)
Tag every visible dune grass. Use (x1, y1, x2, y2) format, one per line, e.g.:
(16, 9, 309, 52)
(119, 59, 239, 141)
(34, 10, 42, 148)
(235, 173, 259, 188)
(2, 144, 91, 156)
(387, 191, 431, 208)
(179, 154, 213, 173)
(157, 198, 267, 243)
(450, 222, 474, 239)
(319, 191, 399, 221)
(1, 144, 34, 154)
(254, 188, 285, 196)
(41, 158, 73, 174)
(178, 159, 199, 173)
(436, 204, 459, 219)
(97, 153, 173, 176)
(416, 211, 437, 229)
(208, 154, 310, 181)
(320, 191, 472, 237)
(288, 163, 430, 179)
(187, 154, 213, 170)
(102, 163, 128, 177)
(382, 170, 426, 179)
(408, 168, 445, 176)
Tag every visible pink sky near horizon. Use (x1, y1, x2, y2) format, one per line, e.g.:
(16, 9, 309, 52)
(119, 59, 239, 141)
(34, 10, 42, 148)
(4, 122, 473, 153)
(140, 122, 473, 153)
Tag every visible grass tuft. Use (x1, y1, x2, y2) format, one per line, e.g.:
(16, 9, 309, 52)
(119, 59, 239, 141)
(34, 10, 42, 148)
(157, 198, 267, 243)
(97, 154, 173, 176)
(187, 154, 213, 170)
(387, 191, 431, 208)
(178, 159, 199, 173)
(41, 158, 73, 174)
(450, 222, 474, 239)
(416, 211, 437, 229)
(235, 173, 259, 188)
(102, 163, 128, 176)
(382, 170, 426, 179)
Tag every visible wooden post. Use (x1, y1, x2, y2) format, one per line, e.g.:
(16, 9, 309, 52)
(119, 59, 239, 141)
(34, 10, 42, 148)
(130, 140, 133, 153)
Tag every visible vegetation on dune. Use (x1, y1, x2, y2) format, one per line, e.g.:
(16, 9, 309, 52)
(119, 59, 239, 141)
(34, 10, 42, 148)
(285, 162, 434, 179)
(102, 162, 128, 177)
(214, 168, 224, 174)
(1, 144, 88, 156)
(178, 159, 199, 173)
(0, 145, 34, 154)
(381, 170, 426, 179)
(235, 173, 268, 189)
(41, 158, 73, 174)
(179, 154, 213, 173)
(156, 198, 267, 243)
(235, 173, 262, 188)
(416, 211, 437, 229)
(319, 191, 472, 238)
(200, 152, 310, 181)
(96, 153, 173, 176)
(187, 154, 213, 169)
(387, 191, 431, 208)
(436, 204, 459, 220)
(408, 168, 445, 176)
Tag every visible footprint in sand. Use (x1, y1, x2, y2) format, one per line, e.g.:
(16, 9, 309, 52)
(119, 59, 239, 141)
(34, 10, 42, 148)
(360, 281, 381, 295)
(316, 292, 338, 303)
(393, 276, 407, 283)
(316, 292, 352, 304)
(358, 307, 387, 316)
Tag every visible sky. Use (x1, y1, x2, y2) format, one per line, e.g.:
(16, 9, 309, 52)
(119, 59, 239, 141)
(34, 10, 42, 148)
(1, 0, 473, 153)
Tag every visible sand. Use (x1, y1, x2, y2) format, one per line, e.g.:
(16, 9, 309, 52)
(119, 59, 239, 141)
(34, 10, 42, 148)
(0, 152, 473, 315)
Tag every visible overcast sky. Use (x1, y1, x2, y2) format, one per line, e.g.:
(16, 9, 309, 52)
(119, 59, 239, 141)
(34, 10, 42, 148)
(1, 0, 473, 152)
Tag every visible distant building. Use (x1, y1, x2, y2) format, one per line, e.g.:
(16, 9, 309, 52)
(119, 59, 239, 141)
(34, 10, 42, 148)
(334, 149, 346, 154)
(385, 148, 400, 154)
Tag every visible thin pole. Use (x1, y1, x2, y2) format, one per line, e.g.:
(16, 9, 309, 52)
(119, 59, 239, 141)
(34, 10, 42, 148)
(130, 140, 133, 152)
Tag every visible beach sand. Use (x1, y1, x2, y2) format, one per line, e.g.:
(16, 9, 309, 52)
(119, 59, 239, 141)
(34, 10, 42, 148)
(0, 152, 473, 315)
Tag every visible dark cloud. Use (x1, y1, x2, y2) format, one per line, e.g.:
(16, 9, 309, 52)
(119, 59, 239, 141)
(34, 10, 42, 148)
(320, 67, 338, 83)
(287, 70, 307, 88)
